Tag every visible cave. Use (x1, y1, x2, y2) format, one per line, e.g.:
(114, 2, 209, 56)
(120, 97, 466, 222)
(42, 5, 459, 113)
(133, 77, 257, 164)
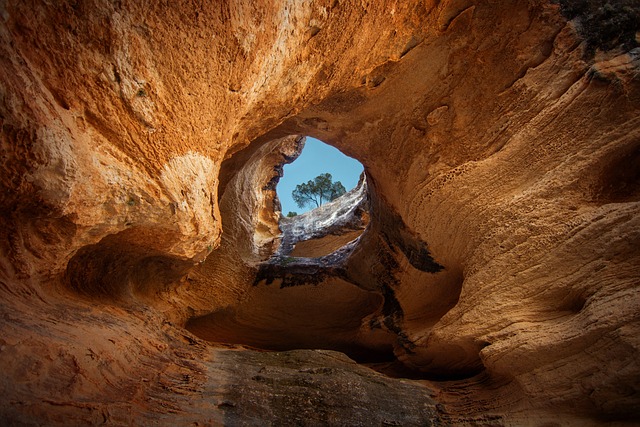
(1, 1, 639, 426)
(185, 134, 392, 364)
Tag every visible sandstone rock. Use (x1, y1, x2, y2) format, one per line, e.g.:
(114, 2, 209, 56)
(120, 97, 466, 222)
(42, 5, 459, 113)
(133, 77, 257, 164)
(1, 0, 639, 425)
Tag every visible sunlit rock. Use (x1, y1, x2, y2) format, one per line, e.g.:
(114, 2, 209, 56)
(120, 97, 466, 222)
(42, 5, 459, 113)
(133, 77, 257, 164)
(1, 1, 639, 425)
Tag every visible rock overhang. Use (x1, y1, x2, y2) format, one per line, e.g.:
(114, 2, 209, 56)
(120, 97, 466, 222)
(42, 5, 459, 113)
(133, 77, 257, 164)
(0, 0, 639, 425)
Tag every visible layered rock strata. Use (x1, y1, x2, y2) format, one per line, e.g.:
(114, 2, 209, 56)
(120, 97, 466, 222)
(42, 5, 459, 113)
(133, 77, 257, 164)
(1, 0, 639, 425)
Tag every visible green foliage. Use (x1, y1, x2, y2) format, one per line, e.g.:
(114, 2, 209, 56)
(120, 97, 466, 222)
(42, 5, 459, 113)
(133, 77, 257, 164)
(292, 173, 346, 209)
(286, 211, 298, 217)
(554, 0, 639, 55)
(278, 256, 296, 265)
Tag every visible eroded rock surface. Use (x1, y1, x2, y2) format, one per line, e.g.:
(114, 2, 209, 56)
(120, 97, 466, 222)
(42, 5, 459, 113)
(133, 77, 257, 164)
(1, 0, 639, 426)
(211, 349, 443, 426)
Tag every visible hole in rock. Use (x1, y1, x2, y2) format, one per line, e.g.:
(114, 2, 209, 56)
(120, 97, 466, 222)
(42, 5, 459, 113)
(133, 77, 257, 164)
(275, 137, 367, 258)
(277, 137, 363, 216)
(186, 135, 398, 369)
(186, 135, 452, 380)
(592, 143, 640, 203)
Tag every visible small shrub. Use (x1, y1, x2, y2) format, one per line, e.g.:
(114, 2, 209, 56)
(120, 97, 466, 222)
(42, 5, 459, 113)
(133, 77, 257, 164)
(554, 0, 640, 56)
(279, 256, 296, 265)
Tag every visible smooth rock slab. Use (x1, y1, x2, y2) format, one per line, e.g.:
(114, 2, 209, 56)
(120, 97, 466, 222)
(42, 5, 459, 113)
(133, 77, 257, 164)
(209, 348, 446, 427)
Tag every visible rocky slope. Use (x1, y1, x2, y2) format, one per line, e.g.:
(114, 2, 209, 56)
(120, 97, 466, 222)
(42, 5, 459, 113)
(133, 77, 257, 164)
(1, 0, 639, 425)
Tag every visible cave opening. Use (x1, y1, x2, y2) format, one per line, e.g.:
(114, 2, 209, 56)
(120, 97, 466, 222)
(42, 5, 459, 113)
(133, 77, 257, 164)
(59, 129, 450, 382)
(276, 137, 364, 217)
(185, 133, 454, 381)
(274, 137, 369, 259)
(185, 134, 401, 372)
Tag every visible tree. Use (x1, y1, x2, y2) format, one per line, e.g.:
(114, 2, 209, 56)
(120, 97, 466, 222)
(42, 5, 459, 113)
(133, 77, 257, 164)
(286, 211, 298, 217)
(292, 173, 346, 209)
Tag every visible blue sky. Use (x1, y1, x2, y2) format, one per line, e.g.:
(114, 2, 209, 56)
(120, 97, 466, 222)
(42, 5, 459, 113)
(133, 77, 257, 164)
(277, 137, 363, 215)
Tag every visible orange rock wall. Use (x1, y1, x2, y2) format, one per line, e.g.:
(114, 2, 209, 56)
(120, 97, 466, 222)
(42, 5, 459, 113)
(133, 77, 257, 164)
(1, 0, 639, 425)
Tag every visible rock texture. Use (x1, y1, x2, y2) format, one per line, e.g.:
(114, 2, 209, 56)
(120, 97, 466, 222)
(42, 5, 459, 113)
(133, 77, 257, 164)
(1, 0, 639, 426)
